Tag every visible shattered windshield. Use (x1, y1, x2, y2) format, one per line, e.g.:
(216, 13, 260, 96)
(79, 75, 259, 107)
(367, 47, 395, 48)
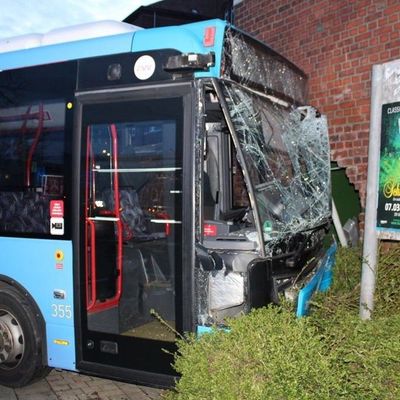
(222, 28, 307, 105)
(221, 82, 331, 244)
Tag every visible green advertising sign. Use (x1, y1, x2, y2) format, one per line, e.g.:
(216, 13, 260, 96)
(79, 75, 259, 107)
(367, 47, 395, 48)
(377, 102, 400, 231)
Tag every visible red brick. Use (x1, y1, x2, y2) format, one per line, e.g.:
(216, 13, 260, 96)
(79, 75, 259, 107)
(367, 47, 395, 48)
(235, 0, 398, 206)
(384, 4, 400, 15)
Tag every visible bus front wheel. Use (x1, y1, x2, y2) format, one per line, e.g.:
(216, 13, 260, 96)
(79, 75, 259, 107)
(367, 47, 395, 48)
(0, 285, 49, 387)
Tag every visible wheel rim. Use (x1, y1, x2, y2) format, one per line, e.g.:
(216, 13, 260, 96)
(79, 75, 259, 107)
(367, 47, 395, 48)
(0, 310, 24, 369)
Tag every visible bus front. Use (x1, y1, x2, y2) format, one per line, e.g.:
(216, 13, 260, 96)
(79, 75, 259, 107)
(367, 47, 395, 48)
(191, 26, 332, 329)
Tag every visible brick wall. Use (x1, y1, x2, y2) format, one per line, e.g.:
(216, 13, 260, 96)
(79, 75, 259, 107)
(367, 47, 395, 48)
(234, 0, 400, 207)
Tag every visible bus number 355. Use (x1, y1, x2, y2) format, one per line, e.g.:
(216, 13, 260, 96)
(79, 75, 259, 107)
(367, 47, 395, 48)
(51, 304, 72, 319)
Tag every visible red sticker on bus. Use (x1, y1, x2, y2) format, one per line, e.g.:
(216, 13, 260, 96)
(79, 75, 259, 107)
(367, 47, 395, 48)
(50, 200, 64, 218)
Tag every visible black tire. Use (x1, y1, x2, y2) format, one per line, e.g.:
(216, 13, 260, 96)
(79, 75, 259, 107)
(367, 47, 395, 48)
(0, 285, 49, 387)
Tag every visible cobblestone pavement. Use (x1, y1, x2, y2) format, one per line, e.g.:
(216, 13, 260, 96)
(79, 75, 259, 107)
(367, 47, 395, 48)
(0, 369, 163, 400)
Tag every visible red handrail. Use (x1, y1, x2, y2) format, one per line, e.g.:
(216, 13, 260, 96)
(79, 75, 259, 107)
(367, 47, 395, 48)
(86, 219, 97, 310)
(86, 124, 123, 313)
(25, 103, 44, 186)
(108, 123, 123, 307)
(155, 211, 171, 236)
(85, 127, 95, 309)
(20, 105, 32, 138)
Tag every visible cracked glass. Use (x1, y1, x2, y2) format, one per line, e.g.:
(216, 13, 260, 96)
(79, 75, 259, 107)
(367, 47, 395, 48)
(221, 81, 331, 249)
(194, 28, 331, 325)
(223, 28, 307, 105)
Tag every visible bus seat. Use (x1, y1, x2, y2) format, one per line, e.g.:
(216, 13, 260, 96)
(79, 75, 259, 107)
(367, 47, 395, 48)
(0, 192, 48, 233)
(103, 188, 148, 237)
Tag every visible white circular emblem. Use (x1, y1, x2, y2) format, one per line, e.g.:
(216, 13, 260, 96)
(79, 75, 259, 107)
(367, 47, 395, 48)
(134, 55, 156, 80)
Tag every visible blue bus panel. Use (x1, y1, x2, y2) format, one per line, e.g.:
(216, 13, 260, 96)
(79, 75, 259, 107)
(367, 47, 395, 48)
(0, 237, 75, 370)
(0, 19, 226, 78)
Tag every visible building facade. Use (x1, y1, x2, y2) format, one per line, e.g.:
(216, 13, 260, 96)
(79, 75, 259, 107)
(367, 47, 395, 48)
(235, 0, 400, 209)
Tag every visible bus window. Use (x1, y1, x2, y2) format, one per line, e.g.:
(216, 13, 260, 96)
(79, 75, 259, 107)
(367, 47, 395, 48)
(202, 92, 253, 239)
(83, 98, 183, 343)
(0, 102, 66, 235)
(232, 149, 250, 209)
(220, 81, 331, 245)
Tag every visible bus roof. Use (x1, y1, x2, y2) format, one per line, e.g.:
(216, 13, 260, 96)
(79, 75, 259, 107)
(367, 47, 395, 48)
(0, 19, 226, 78)
(0, 18, 307, 104)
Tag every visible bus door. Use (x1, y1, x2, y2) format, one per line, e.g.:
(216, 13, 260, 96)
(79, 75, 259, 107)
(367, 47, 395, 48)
(75, 84, 193, 385)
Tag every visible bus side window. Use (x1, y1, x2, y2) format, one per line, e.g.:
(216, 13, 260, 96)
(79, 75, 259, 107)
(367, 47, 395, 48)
(231, 151, 250, 209)
(203, 122, 251, 236)
(0, 102, 66, 235)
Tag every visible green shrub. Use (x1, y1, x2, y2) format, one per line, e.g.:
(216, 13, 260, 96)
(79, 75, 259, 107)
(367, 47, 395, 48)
(166, 303, 337, 400)
(374, 245, 400, 317)
(314, 312, 400, 400)
(165, 245, 400, 400)
(310, 245, 400, 399)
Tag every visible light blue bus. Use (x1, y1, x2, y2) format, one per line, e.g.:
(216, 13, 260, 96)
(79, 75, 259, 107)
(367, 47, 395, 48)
(0, 19, 333, 387)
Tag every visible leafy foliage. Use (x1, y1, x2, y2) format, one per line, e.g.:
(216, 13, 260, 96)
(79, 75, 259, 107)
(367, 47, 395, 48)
(166, 303, 336, 400)
(165, 245, 400, 400)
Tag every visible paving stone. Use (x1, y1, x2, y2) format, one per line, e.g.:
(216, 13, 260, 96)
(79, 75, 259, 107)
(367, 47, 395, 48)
(47, 382, 73, 392)
(55, 394, 80, 400)
(46, 373, 64, 382)
(0, 369, 162, 399)
(137, 385, 163, 399)
(76, 394, 102, 400)
(59, 388, 86, 396)
(17, 395, 58, 400)
(116, 383, 148, 395)
(16, 380, 52, 393)
(76, 395, 98, 400)
(119, 392, 152, 400)
(0, 385, 17, 400)
(77, 384, 98, 395)
(14, 379, 57, 400)
(14, 382, 58, 400)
